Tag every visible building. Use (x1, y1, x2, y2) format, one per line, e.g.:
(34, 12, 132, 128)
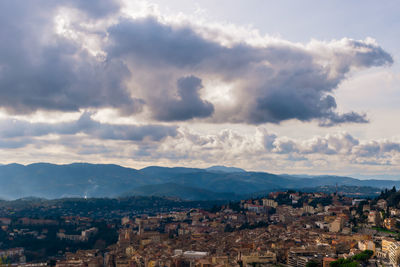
(390, 208, 400, 217)
(182, 251, 208, 260)
(382, 238, 396, 256)
(0, 248, 25, 265)
(363, 204, 371, 212)
(352, 199, 366, 206)
(388, 241, 400, 266)
(121, 217, 130, 225)
(384, 218, 396, 230)
(303, 205, 315, 214)
(240, 252, 277, 266)
(56, 250, 103, 267)
(323, 257, 336, 267)
(262, 199, 278, 208)
(377, 199, 388, 210)
(368, 211, 381, 226)
(287, 248, 321, 267)
(0, 247, 24, 258)
(358, 240, 375, 254)
(17, 218, 58, 225)
(245, 204, 265, 213)
(57, 227, 98, 242)
(0, 217, 11, 225)
(329, 217, 344, 233)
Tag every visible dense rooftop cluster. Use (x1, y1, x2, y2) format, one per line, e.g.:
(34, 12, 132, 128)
(1, 189, 400, 266)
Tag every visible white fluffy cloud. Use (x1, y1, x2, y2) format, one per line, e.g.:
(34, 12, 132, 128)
(1, 115, 400, 174)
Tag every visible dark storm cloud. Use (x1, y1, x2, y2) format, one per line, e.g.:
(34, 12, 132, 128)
(232, 40, 391, 126)
(106, 17, 393, 125)
(152, 76, 214, 121)
(250, 90, 368, 126)
(0, 113, 178, 142)
(0, 0, 141, 115)
(106, 17, 262, 73)
(319, 111, 368, 127)
(106, 18, 222, 68)
(0, 1, 394, 125)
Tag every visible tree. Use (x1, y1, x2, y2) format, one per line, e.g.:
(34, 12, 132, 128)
(0, 256, 10, 266)
(352, 250, 373, 262)
(330, 258, 358, 267)
(224, 224, 234, 232)
(330, 250, 373, 267)
(306, 260, 320, 267)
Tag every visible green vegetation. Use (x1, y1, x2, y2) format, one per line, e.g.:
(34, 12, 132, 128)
(0, 196, 226, 219)
(306, 260, 320, 267)
(377, 187, 399, 207)
(330, 250, 373, 267)
(309, 196, 333, 208)
(0, 256, 10, 266)
(0, 221, 118, 262)
(224, 224, 235, 232)
(330, 258, 358, 267)
(352, 250, 373, 261)
(372, 226, 397, 234)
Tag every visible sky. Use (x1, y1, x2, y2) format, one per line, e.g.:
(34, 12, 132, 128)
(0, 0, 399, 178)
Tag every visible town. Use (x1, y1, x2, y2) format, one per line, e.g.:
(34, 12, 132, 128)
(1, 0, 399, 266)
(1, 188, 400, 266)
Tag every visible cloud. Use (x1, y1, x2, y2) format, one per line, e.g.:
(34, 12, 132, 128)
(0, 0, 398, 178)
(271, 132, 360, 155)
(141, 129, 400, 170)
(0, 138, 34, 149)
(0, 112, 178, 142)
(1, 120, 400, 172)
(258, 131, 400, 166)
(65, 0, 120, 18)
(0, 2, 392, 126)
(106, 16, 393, 125)
(353, 141, 400, 157)
(152, 76, 214, 121)
(152, 127, 400, 167)
(0, 0, 141, 115)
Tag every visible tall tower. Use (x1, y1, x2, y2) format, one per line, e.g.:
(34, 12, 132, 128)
(138, 219, 143, 235)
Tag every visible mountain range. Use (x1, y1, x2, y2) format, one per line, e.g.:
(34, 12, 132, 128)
(0, 163, 398, 200)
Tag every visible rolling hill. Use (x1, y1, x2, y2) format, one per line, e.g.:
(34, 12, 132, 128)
(0, 163, 398, 200)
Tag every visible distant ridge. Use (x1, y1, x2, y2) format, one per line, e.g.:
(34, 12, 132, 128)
(0, 163, 399, 200)
(205, 165, 246, 173)
(122, 182, 241, 201)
